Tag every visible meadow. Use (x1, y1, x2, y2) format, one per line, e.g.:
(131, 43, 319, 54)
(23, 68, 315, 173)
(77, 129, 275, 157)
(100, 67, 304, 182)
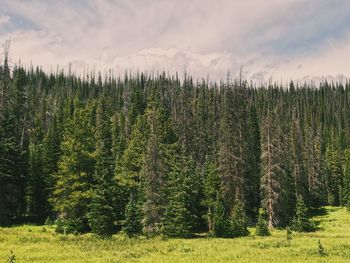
(0, 206, 349, 262)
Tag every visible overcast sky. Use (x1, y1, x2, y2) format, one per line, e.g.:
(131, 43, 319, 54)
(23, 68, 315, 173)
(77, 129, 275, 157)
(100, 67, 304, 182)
(1, 0, 350, 82)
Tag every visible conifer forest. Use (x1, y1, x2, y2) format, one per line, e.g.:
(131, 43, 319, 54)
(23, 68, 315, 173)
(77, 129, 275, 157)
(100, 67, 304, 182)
(1, 47, 350, 241)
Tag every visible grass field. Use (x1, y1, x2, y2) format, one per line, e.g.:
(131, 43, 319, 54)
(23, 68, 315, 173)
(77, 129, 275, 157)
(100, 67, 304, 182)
(1, 206, 350, 262)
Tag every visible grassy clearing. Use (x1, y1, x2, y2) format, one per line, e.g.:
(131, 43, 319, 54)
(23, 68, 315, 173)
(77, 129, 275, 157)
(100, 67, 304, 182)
(1, 206, 350, 262)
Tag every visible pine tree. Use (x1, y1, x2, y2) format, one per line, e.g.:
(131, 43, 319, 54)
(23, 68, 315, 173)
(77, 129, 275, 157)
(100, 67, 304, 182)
(0, 65, 27, 225)
(291, 195, 314, 232)
(325, 146, 343, 206)
(123, 193, 142, 237)
(26, 142, 49, 223)
(162, 154, 199, 238)
(256, 208, 270, 236)
(218, 81, 247, 212)
(203, 160, 220, 232)
(52, 100, 95, 233)
(212, 194, 232, 238)
(231, 198, 249, 237)
(116, 114, 149, 189)
(142, 97, 178, 236)
(290, 116, 308, 204)
(305, 128, 325, 207)
(42, 114, 62, 202)
(88, 98, 117, 236)
(260, 109, 283, 228)
(342, 149, 350, 208)
(142, 100, 167, 236)
(162, 189, 195, 238)
(245, 105, 261, 222)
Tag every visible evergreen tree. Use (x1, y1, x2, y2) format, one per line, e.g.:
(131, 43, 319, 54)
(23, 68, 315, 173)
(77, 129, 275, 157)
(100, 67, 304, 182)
(290, 116, 308, 203)
(116, 114, 149, 189)
(162, 153, 199, 238)
(342, 149, 350, 208)
(0, 65, 27, 225)
(255, 208, 270, 236)
(26, 142, 49, 223)
(203, 160, 220, 232)
(1, 49, 350, 237)
(325, 146, 343, 206)
(42, 114, 62, 205)
(212, 193, 232, 237)
(291, 195, 314, 232)
(218, 81, 247, 212)
(142, 97, 179, 236)
(245, 105, 261, 222)
(88, 97, 116, 236)
(305, 128, 325, 207)
(231, 198, 249, 237)
(142, 100, 167, 236)
(123, 193, 142, 237)
(260, 109, 283, 228)
(52, 100, 95, 233)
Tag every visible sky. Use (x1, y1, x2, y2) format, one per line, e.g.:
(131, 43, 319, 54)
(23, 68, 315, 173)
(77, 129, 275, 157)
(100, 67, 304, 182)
(1, 0, 350, 83)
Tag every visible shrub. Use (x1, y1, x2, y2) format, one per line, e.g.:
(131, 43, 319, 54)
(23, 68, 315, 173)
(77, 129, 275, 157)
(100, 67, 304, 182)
(318, 240, 326, 256)
(7, 250, 15, 263)
(55, 218, 65, 234)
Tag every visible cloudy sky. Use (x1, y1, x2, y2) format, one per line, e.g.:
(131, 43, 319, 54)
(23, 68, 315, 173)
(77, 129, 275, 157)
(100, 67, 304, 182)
(1, 0, 350, 82)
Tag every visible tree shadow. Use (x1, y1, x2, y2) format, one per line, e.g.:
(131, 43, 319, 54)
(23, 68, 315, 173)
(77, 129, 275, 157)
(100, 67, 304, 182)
(310, 207, 328, 217)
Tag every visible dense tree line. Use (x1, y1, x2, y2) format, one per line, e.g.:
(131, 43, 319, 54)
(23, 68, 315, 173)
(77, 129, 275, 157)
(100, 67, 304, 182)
(1, 49, 350, 237)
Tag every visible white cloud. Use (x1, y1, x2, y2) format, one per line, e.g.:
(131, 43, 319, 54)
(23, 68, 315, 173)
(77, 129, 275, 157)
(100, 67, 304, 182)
(1, 0, 350, 83)
(0, 15, 10, 25)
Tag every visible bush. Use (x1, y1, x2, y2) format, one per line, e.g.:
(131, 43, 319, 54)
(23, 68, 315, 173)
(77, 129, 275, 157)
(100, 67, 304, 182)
(7, 250, 15, 263)
(55, 218, 65, 234)
(65, 217, 85, 234)
(318, 240, 326, 256)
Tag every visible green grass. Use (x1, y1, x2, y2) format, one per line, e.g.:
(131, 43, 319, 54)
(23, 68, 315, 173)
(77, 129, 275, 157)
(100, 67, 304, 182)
(1, 206, 350, 262)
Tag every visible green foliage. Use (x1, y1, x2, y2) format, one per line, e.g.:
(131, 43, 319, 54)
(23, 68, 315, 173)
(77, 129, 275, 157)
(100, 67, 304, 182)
(245, 105, 261, 222)
(342, 149, 350, 209)
(291, 195, 314, 232)
(27, 142, 49, 223)
(51, 100, 95, 234)
(88, 97, 116, 237)
(212, 194, 231, 237)
(54, 218, 65, 234)
(116, 114, 149, 189)
(318, 240, 326, 256)
(256, 208, 270, 236)
(88, 193, 115, 236)
(203, 161, 220, 232)
(7, 250, 15, 263)
(162, 154, 200, 238)
(231, 198, 249, 237)
(123, 193, 142, 237)
(2, 49, 350, 240)
(325, 146, 343, 206)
